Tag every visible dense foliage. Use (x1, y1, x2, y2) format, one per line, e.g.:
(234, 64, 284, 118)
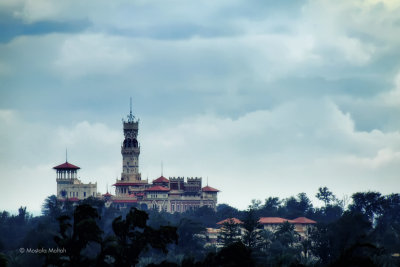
(0, 188, 399, 266)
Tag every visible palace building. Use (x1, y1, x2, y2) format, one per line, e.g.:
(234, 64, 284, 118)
(54, 102, 219, 212)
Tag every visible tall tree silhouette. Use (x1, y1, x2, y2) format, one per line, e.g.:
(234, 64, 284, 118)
(47, 204, 103, 267)
(105, 207, 178, 267)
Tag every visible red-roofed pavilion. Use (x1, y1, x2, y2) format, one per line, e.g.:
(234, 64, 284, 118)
(54, 161, 80, 179)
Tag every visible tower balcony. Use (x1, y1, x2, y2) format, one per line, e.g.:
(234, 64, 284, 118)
(123, 121, 139, 130)
(121, 146, 140, 154)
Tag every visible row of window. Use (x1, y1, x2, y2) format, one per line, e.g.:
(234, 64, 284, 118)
(125, 167, 138, 173)
(118, 187, 128, 194)
(57, 172, 77, 179)
(68, 191, 95, 198)
(171, 203, 204, 212)
(148, 193, 167, 198)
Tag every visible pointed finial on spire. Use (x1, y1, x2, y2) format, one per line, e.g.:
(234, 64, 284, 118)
(66, 148, 68, 162)
(130, 97, 133, 117)
(161, 161, 163, 176)
(207, 176, 209, 186)
(126, 97, 135, 122)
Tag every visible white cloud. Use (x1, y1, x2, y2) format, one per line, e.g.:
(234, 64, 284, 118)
(0, 114, 122, 212)
(57, 120, 120, 146)
(1, 96, 399, 212)
(54, 33, 139, 78)
(1, 0, 400, 212)
(380, 71, 400, 106)
(140, 99, 400, 208)
(341, 148, 400, 169)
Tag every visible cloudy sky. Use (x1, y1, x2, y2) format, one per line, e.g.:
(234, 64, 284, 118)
(1, 0, 400, 214)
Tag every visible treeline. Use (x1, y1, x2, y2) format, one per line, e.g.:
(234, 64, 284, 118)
(0, 188, 399, 266)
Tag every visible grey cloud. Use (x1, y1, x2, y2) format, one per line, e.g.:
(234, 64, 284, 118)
(1, 0, 400, 211)
(0, 13, 91, 43)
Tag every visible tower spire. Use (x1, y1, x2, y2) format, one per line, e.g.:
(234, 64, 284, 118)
(66, 148, 68, 162)
(126, 97, 135, 122)
(130, 97, 133, 117)
(161, 161, 163, 176)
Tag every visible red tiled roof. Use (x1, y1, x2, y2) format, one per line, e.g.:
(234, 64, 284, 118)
(153, 176, 169, 183)
(113, 182, 146, 186)
(291, 217, 317, 224)
(145, 185, 170, 192)
(202, 186, 219, 192)
(258, 217, 293, 224)
(103, 192, 112, 197)
(135, 192, 145, 196)
(53, 162, 80, 170)
(217, 218, 243, 225)
(112, 199, 138, 203)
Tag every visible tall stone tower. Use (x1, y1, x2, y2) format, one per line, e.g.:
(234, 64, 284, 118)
(121, 98, 141, 182)
(114, 99, 148, 198)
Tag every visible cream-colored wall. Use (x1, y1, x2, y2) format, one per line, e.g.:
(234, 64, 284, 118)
(57, 181, 97, 200)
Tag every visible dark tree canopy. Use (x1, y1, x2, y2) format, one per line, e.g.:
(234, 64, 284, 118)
(2, 190, 400, 266)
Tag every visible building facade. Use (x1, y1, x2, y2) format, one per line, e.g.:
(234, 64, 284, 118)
(258, 217, 316, 240)
(110, 105, 219, 212)
(54, 161, 97, 201)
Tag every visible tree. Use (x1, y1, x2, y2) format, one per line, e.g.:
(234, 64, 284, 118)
(176, 218, 206, 257)
(42, 195, 62, 219)
(349, 191, 385, 222)
(242, 209, 261, 250)
(310, 223, 333, 265)
(213, 241, 254, 267)
(249, 199, 262, 210)
(216, 204, 241, 222)
(81, 197, 105, 217)
(284, 193, 313, 218)
(298, 193, 313, 215)
(373, 194, 400, 254)
(310, 211, 373, 266)
(316, 187, 336, 207)
(218, 219, 242, 247)
(16, 206, 29, 226)
(268, 221, 301, 266)
(262, 197, 281, 216)
(47, 204, 103, 267)
(192, 206, 216, 227)
(106, 207, 178, 266)
(0, 253, 7, 267)
(321, 204, 343, 223)
(274, 221, 299, 248)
